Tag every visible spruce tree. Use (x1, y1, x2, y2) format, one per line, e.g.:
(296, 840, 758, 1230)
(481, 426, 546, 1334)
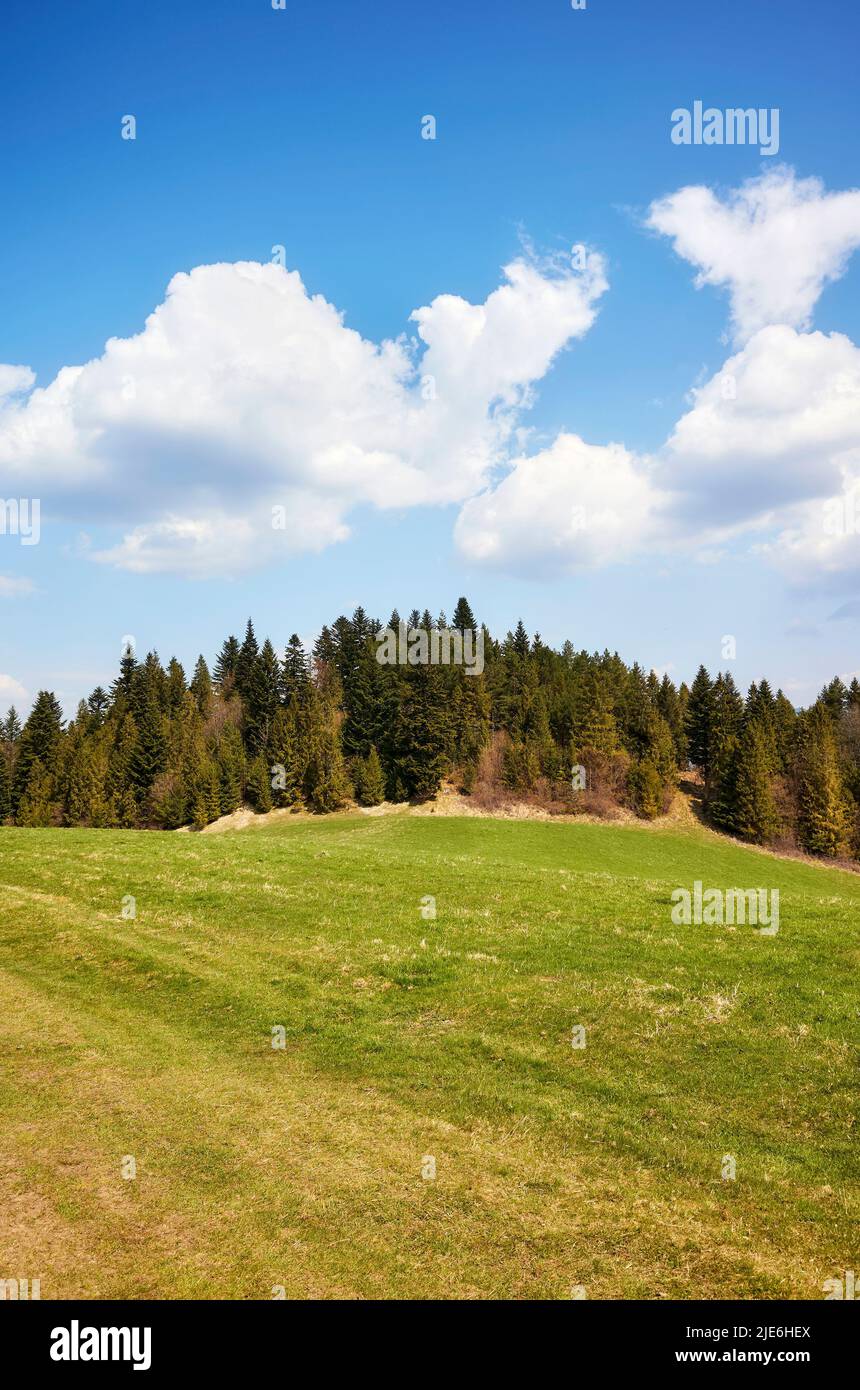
(281, 635, 310, 705)
(245, 639, 281, 755)
(732, 719, 778, 843)
(0, 750, 10, 820)
(630, 758, 663, 818)
(452, 596, 476, 632)
(686, 666, 713, 773)
(111, 643, 138, 707)
(268, 704, 301, 807)
(165, 659, 188, 714)
(217, 724, 246, 814)
(247, 754, 274, 812)
(234, 619, 259, 699)
(17, 757, 57, 827)
(795, 708, 849, 856)
(190, 656, 213, 716)
(354, 745, 385, 806)
(130, 694, 166, 796)
(1, 707, 22, 743)
(213, 635, 240, 691)
(13, 692, 64, 813)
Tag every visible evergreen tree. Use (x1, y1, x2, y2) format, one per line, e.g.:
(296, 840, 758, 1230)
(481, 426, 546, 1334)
(213, 635, 240, 691)
(17, 757, 57, 827)
(0, 750, 10, 820)
(13, 692, 64, 813)
(129, 694, 166, 801)
(245, 639, 281, 755)
(86, 688, 110, 725)
(303, 698, 352, 811)
(190, 656, 213, 716)
(630, 758, 663, 818)
(354, 745, 386, 806)
(686, 666, 713, 773)
(510, 620, 530, 659)
(268, 704, 301, 807)
(247, 753, 274, 813)
(732, 719, 779, 844)
(794, 708, 849, 856)
(165, 658, 188, 714)
(217, 723, 246, 814)
(111, 643, 138, 707)
(281, 635, 310, 705)
(1, 707, 22, 743)
(234, 619, 259, 699)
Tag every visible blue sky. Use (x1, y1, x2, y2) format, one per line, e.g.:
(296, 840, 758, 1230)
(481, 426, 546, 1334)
(2, 0, 860, 715)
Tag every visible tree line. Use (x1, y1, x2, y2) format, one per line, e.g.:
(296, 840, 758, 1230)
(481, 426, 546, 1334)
(1, 597, 858, 859)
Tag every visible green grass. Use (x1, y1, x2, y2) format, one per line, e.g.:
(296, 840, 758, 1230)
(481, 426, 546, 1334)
(0, 813, 857, 1299)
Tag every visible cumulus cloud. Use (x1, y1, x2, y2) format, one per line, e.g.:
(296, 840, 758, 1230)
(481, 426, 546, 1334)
(647, 167, 860, 344)
(662, 325, 860, 525)
(0, 365, 35, 399)
(454, 433, 672, 575)
(0, 673, 27, 703)
(0, 254, 606, 575)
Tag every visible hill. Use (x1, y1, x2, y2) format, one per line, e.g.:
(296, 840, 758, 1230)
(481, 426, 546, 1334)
(0, 814, 856, 1298)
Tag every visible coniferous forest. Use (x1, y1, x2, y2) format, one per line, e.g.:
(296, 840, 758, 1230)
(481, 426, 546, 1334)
(2, 597, 859, 861)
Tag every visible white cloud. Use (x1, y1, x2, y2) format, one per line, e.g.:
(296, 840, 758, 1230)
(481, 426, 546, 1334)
(647, 167, 860, 344)
(454, 433, 670, 576)
(0, 674, 27, 704)
(662, 325, 860, 525)
(0, 365, 35, 399)
(0, 575, 35, 597)
(0, 254, 606, 576)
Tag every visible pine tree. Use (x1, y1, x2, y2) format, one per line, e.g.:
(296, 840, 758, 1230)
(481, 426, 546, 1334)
(579, 676, 618, 756)
(213, 635, 240, 692)
(732, 719, 779, 843)
(453, 596, 477, 632)
(165, 658, 188, 714)
(268, 704, 301, 807)
(630, 758, 663, 818)
(111, 643, 138, 707)
(0, 750, 10, 820)
(129, 694, 166, 799)
(247, 753, 274, 812)
(234, 620, 259, 700)
(510, 620, 530, 659)
(217, 723, 246, 814)
(354, 745, 385, 806)
(794, 708, 849, 856)
(1, 707, 22, 743)
(86, 688, 110, 725)
(17, 757, 57, 827)
(245, 639, 281, 755)
(686, 666, 713, 773)
(281, 635, 310, 705)
(303, 696, 352, 812)
(706, 674, 743, 829)
(772, 691, 798, 772)
(13, 692, 64, 813)
(190, 656, 213, 716)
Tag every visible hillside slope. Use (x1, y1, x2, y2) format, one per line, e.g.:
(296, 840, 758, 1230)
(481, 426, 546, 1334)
(0, 815, 857, 1299)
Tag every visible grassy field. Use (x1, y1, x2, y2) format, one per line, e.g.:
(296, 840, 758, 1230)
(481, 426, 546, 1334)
(0, 812, 857, 1300)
